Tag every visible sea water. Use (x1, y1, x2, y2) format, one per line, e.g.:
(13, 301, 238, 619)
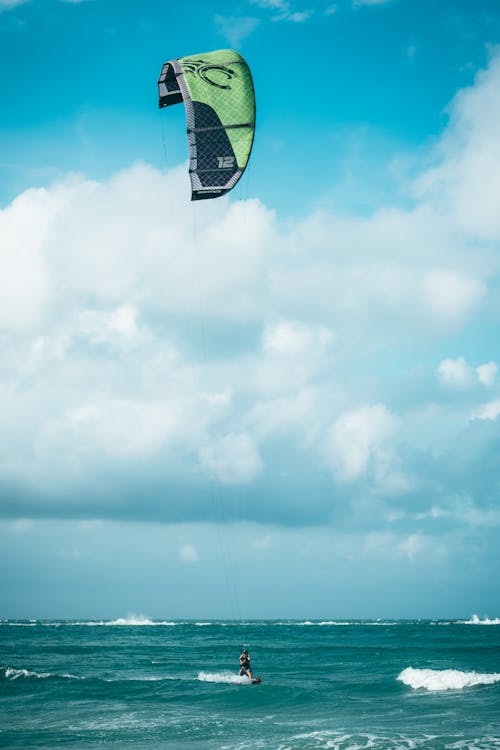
(1, 617, 500, 749)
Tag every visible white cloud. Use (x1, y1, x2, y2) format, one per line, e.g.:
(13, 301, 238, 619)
(471, 400, 500, 422)
(438, 358, 498, 388)
(352, 0, 397, 6)
(477, 362, 497, 386)
(77, 304, 142, 350)
(421, 271, 485, 325)
(250, 0, 312, 22)
(287, 10, 313, 22)
(437, 357, 475, 388)
(0, 0, 29, 9)
(2, 53, 500, 526)
(324, 404, 400, 483)
(0, 0, 91, 7)
(263, 320, 333, 358)
(399, 533, 425, 561)
(199, 432, 263, 485)
(214, 15, 261, 47)
(1, 519, 35, 533)
(179, 543, 199, 563)
(253, 533, 273, 550)
(416, 51, 500, 243)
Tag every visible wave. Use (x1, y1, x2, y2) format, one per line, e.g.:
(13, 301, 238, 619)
(398, 667, 500, 692)
(72, 617, 177, 626)
(2, 665, 180, 684)
(293, 620, 398, 627)
(461, 614, 500, 625)
(103, 616, 177, 626)
(1, 665, 83, 682)
(275, 732, 500, 750)
(198, 671, 254, 685)
(295, 620, 357, 626)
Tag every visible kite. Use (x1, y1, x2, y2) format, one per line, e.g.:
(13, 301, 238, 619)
(158, 49, 256, 200)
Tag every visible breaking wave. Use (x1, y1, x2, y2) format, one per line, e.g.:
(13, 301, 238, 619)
(74, 616, 177, 626)
(398, 667, 500, 692)
(1, 665, 83, 682)
(293, 620, 398, 627)
(461, 614, 500, 625)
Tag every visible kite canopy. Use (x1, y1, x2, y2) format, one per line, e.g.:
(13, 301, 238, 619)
(158, 49, 256, 201)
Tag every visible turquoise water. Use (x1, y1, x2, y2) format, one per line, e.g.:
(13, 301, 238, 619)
(1, 618, 500, 749)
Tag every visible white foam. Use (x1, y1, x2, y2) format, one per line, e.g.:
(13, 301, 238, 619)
(398, 667, 500, 691)
(72, 617, 177, 626)
(462, 614, 500, 625)
(274, 733, 500, 750)
(294, 620, 397, 627)
(198, 671, 253, 685)
(3, 666, 82, 681)
(295, 620, 354, 626)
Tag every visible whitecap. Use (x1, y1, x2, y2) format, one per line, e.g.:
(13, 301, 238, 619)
(398, 667, 500, 691)
(72, 617, 177, 626)
(461, 614, 500, 625)
(2, 666, 83, 681)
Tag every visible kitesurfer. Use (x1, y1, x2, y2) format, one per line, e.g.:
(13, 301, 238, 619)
(238, 649, 252, 678)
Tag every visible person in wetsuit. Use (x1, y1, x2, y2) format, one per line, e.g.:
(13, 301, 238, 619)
(238, 649, 252, 678)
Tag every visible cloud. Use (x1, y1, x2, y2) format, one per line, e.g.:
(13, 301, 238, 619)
(324, 404, 403, 486)
(0, 0, 91, 7)
(2, 54, 500, 532)
(437, 357, 475, 388)
(471, 400, 500, 422)
(215, 15, 261, 47)
(477, 362, 497, 386)
(250, 0, 313, 22)
(415, 50, 500, 243)
(0, 0, 29, 9)
(352, 0, 397, 6)
(437, 357, 498, 388)
(199, 433, 263, 485)
(179, 543, 199, 563)
(398, 533, 426, 561)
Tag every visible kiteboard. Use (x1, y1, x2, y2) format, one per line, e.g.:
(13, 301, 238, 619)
(251, 677, 261, 685)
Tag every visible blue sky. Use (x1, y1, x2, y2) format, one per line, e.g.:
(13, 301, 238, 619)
(1, 0, 500, 619)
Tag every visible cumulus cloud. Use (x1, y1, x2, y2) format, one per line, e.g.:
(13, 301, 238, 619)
(477, 362, 497, 386)
(471, 400, 500, 422)
(438, 357, 498, 388)
(324, 404, 402, 486)
(437, 357, 475, 388)
(2, 53, 500, 530)
(199, 433, 263, 485)
(416, 51, 500, 243)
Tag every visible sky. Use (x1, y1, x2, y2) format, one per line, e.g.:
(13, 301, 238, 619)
(1, 0, 500, 620)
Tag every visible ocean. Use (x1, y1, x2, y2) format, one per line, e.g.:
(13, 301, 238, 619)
(1, 617, 500, 749)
